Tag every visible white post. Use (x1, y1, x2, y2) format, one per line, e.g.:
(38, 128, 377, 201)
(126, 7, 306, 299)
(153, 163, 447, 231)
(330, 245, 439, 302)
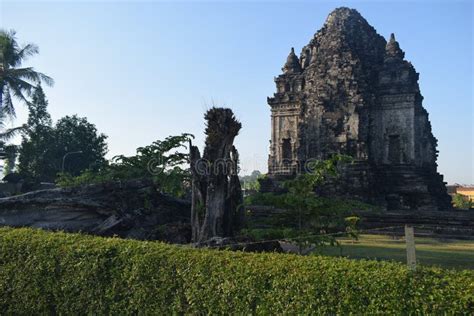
(405, 225, 416, 271)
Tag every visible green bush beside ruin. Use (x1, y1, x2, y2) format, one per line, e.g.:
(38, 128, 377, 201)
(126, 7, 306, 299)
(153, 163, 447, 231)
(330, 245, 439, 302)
(0, 227, 473, 314)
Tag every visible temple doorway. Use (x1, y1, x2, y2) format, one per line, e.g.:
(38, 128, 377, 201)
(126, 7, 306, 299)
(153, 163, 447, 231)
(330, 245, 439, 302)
(388, 135, 401, 164)
(282, 138, 292, 162)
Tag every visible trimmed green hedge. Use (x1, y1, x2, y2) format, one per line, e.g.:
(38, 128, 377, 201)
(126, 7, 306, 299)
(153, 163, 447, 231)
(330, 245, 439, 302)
(0, 227, 473, 314)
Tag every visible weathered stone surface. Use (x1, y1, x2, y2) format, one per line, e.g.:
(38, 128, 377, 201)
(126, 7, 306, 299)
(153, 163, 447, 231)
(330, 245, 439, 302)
(246, 205, 474, 239)
(0, 179, 191, 242)
(267, 7, 451, 211)
(356, 209, 474, 239)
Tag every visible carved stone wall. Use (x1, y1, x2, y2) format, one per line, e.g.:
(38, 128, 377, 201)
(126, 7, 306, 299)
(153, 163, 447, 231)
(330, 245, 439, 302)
(267, 7, 452, 211)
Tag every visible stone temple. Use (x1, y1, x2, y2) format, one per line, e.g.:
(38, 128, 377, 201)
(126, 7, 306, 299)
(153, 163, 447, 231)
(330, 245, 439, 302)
(266, 7, 451, 211)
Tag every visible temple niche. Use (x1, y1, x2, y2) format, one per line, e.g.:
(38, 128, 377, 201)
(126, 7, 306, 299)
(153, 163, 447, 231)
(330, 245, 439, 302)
(266, 7, 452, 211)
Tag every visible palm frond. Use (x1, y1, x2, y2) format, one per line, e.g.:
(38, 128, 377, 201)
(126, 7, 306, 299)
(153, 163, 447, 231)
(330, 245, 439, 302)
(0, 29, 19, 67)
(37, 72, 54, 86)
(0, 29, 16, 39)
(7, 68, 54, 86)
(7, 67, 40, 82)
(7, 77, 36, 96)
(0, 104, 6, 129)
(16, 43, 39, 62)
(0, 124, 26, 141)
(7, 81, 30, 109)
(1, 87, 16, 117)
(3, 143, 18, 154)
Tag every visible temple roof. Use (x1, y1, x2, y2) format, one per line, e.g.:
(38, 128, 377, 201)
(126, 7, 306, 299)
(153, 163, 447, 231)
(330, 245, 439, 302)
(324, 7, 364, 27)
(385, 33, 405, 61)
(282, 47, 302, 74)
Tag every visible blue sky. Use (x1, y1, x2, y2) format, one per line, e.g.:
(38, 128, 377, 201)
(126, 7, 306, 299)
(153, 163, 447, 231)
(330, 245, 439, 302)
(1, 0, 472, 184)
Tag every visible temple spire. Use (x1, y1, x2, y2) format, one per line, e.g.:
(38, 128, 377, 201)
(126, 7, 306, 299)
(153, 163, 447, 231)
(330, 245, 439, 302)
(385, 33, 405, 61)
(282, 47, 302, 74)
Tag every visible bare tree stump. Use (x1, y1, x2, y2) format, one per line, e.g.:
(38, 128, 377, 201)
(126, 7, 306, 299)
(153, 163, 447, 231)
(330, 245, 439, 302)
(190, 107, 243, 243)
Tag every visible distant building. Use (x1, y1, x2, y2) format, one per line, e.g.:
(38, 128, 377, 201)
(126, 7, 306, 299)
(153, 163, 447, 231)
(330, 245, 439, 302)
(446, 185, 459, 195)
(447, 185, 474, 202)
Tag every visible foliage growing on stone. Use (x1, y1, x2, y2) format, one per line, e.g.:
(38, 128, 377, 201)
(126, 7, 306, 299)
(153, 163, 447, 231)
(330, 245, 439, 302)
(243, 195, 368, 244)
(243, 155, 364, 247)
(57, 133, 193, 198)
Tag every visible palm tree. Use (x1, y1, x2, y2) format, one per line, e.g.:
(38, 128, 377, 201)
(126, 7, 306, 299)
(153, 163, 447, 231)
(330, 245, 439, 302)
(0, 29, 54, 116)
(0, 105, 26, 175)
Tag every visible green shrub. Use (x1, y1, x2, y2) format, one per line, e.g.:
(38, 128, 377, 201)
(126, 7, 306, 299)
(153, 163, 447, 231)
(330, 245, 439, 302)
(244, 194, 371, 246)
(452, 193, 473, 209)
(56, 133, 193, 198)
(0, 227, 473, 314)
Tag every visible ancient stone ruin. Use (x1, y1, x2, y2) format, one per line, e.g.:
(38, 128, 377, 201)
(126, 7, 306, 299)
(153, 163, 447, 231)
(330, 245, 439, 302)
(266, 7, 451, 211)
(0, 179, 191, 242)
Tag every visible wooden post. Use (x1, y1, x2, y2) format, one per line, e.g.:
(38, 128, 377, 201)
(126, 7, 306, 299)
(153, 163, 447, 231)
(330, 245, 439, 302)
(405, 225, 416, 271)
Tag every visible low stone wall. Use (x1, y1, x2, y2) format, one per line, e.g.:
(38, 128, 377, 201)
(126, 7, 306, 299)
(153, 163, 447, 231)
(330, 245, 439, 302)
(246, 205, 474, 239)
(355, 209, 474, 239)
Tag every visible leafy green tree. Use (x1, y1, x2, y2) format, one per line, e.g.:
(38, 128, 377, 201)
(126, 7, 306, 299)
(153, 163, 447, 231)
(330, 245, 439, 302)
(52, 115, 108, 177)
(0, 29, 53, 116)
(25, 85, 52, 128)
(1, 144, 18, 176)
(243, 155, 361, 251)
(284, 156, 355, 247)
(17, 85, 55, 181)
(108, 133, 193, 196)
(240, 170, 262, 191)
(57, 134, 193, 197)
(0, 105, 26, 176)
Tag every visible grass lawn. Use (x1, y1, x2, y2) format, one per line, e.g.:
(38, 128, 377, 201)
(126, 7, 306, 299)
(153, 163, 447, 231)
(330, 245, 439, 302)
(318, 234, 474, 270)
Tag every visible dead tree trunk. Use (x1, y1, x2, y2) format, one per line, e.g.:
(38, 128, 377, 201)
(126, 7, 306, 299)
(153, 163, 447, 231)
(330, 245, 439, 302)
(190, 142, 206, 242)
(225, 146, 244, 236)
(189, 108, 243, 243)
